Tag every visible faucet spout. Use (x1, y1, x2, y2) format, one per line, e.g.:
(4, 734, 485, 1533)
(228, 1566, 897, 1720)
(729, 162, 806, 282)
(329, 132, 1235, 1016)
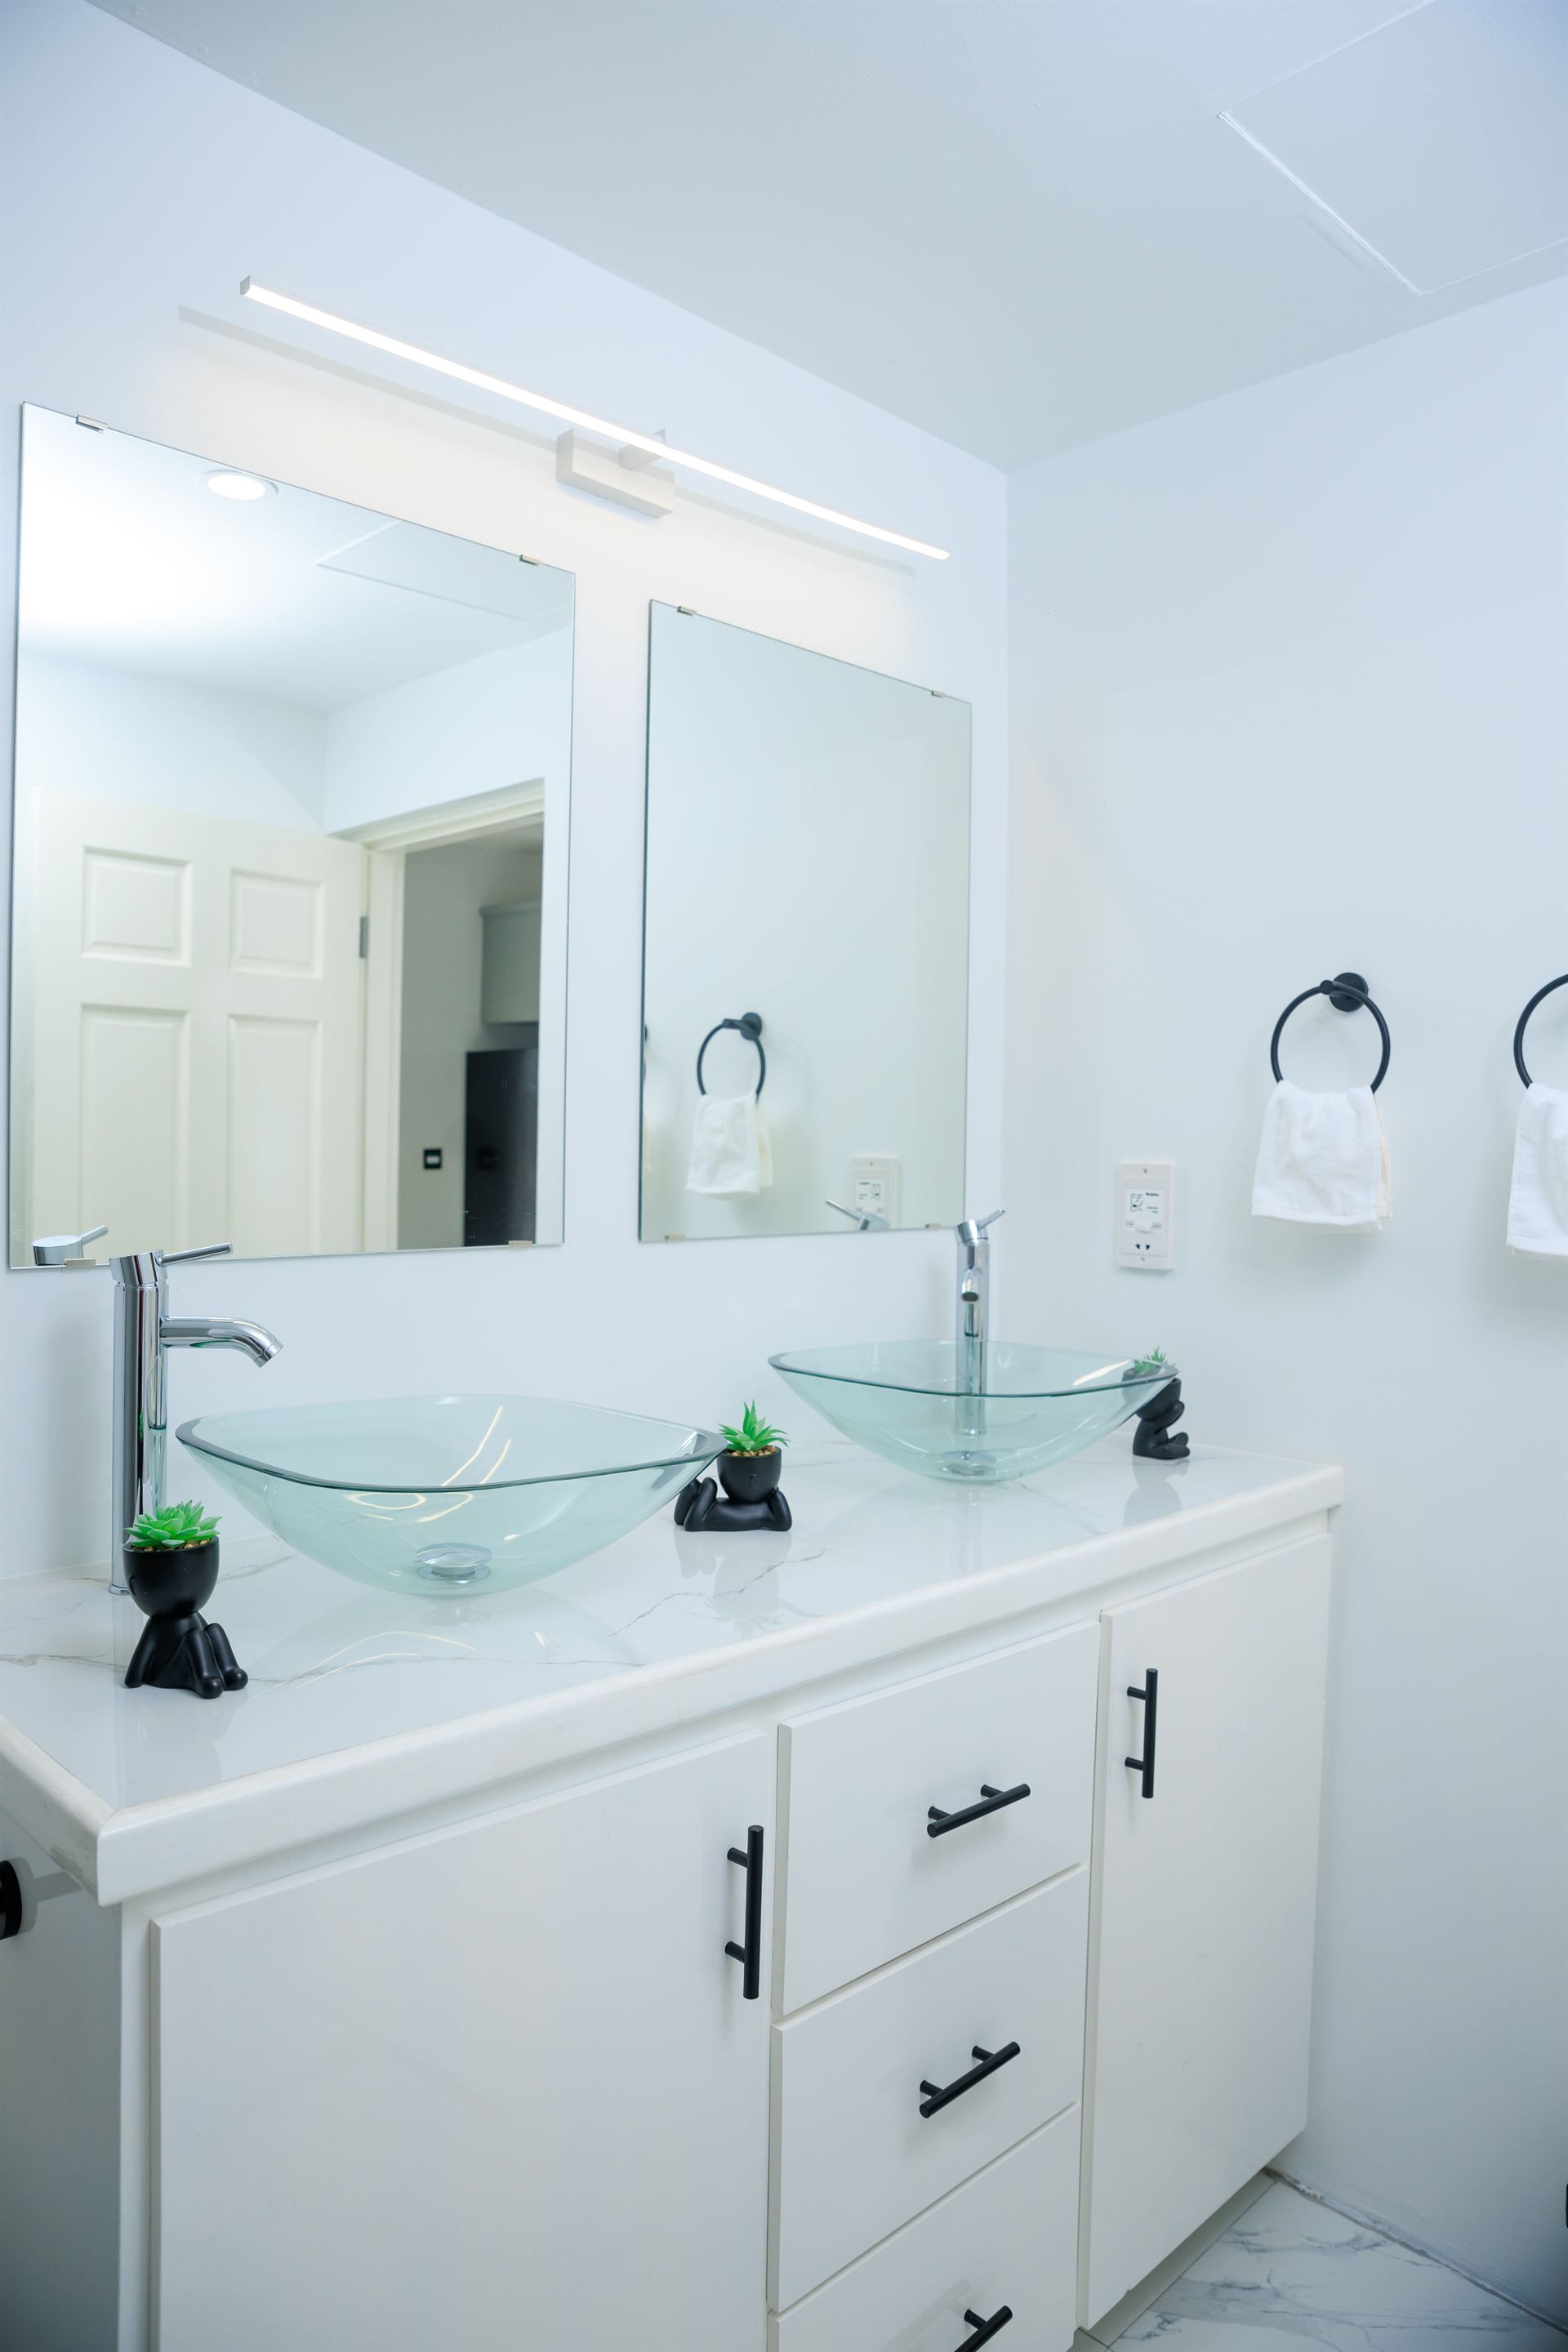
(161, 1316, 283, 1367)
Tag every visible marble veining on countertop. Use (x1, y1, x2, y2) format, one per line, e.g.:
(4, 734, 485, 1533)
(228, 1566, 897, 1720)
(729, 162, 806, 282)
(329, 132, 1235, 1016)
(0, 1437, 1339, 1897)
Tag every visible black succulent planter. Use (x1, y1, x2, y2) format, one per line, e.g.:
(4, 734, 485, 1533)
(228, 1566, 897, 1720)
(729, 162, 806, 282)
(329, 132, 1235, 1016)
(718, 1449, 783, 1505)
(122, 1538, 247, 1699)
(675, 1449, 791, 1533)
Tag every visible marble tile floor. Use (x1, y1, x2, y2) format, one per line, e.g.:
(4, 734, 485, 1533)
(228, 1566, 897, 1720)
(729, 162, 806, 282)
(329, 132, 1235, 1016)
(1094, 2182, 1566, 2350)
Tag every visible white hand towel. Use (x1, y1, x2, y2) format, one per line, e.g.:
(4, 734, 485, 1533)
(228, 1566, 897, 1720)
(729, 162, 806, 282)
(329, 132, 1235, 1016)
(1251, 1080, 1391, 1229)
(686, 1094, 773, 1197)
(1507, 1084, 1568, 1257)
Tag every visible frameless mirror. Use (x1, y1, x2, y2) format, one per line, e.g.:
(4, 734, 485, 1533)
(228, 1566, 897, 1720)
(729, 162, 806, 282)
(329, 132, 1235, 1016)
(9, 406, 573, 1267)
(639, 604, 969, 1241)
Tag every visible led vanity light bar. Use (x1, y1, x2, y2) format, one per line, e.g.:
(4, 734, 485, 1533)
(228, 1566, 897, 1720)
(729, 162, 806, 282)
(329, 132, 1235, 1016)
(240, 279, 950, 561)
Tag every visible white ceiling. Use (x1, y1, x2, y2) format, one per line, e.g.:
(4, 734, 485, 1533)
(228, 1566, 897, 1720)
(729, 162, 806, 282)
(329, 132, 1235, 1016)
(94, 0, 1566, 468)
(20, 406, 572, 709)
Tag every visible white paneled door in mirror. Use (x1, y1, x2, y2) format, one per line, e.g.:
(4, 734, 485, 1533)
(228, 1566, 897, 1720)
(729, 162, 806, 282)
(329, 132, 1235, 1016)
(9, 406, 573, 1268)
(640, 604, 971, 1241)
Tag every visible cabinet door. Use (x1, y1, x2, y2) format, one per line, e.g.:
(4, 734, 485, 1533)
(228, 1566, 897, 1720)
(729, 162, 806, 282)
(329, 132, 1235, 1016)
(1084, 1537, 1330, 2325)
(153, 1734, 772, 2352)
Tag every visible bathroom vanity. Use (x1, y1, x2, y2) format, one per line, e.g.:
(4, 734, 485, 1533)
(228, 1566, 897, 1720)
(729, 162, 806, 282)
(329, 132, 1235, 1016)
(0, 1438, 1338, 2352)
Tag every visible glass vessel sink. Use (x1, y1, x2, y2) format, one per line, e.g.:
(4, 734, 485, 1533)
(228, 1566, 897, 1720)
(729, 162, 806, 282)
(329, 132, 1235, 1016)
(178, 1396, 723, 1597)
(770, 1342, 1174, 1485)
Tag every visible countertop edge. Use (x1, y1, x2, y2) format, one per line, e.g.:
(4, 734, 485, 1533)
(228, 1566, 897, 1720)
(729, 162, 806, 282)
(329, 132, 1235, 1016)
(13, 1457, 1343, 1907)
(0, 1711, 114, 1896)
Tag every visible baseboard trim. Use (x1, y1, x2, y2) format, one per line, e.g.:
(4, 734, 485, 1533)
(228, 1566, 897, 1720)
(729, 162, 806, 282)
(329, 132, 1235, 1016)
(1267, 2167, 1568, 2337)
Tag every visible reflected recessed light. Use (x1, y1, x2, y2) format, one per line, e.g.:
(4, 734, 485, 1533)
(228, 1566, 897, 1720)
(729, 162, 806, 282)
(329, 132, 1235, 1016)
(204, 469, 277, 501)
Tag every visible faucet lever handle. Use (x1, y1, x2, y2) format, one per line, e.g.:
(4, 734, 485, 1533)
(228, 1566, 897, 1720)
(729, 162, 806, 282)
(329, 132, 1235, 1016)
(975, 1208, 1005, 1232)
(30, 1222, 108, 1266)
(156, 1241, 233, 1266)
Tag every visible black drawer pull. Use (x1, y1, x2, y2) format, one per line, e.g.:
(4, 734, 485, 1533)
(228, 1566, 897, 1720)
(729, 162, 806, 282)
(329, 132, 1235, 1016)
(918, 2039, 1020, 2118)
(926, 1781, 1031, 1838)
(724, 1824, 764, 1999)
(1125, 1667, 1158, 1799)
(956, 2307, 1013, 2350)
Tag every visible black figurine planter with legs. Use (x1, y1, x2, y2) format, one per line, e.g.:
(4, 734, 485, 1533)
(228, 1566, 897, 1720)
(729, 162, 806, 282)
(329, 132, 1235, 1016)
(1132, 1376, 1190, 1463)
(675, 1403, 792, 1533)
(122, 1503, 247, 1699)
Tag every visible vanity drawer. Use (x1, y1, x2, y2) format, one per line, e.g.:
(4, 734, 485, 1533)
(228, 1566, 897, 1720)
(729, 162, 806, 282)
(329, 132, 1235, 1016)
(771, 2110, 1079, 2352)
(778, 1623, 1098, 2011)
(770, 1871, 1089, 2310)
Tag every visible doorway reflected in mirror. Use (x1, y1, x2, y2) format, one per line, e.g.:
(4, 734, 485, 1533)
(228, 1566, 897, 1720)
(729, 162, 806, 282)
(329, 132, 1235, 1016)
(8, 406, 573, 1267)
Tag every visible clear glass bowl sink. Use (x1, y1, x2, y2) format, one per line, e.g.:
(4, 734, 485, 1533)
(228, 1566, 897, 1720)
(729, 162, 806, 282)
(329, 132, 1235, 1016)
(178, 1396, 723, 1597)
(769, 1342, 1174, 1485)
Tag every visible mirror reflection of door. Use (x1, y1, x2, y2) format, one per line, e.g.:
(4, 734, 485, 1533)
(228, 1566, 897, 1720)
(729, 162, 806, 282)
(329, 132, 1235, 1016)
(8, 406, 573, 1267)
(25, 788, 364, 1258)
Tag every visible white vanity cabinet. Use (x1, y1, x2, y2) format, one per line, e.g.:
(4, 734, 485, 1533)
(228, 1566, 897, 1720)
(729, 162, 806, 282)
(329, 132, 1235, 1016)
(0, 1447, 1340, 2352)
(151, 1732, 774, 2352)
(1082, 1535, 1332, 2325)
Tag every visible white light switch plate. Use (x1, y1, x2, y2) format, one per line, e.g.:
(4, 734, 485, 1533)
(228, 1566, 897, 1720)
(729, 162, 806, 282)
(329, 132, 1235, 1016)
(1116, 1160, 1174, 1270)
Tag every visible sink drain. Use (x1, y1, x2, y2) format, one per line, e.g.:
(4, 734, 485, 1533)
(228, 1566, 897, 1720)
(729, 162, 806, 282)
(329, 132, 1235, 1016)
(938, 1450, 1000, 1481)
(416, 1544, 492, 1584)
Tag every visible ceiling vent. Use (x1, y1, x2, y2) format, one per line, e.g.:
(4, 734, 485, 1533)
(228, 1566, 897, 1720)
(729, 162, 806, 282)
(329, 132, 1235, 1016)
(1221, 0, 1567, 295)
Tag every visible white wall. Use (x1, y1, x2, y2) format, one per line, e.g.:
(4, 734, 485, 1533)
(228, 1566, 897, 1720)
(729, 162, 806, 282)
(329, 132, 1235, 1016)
(322, 631, 573, 834)
(16, 650, 328, 829)
(1007, 283, 1567, 2316)
(0, 1, 1007, 1566)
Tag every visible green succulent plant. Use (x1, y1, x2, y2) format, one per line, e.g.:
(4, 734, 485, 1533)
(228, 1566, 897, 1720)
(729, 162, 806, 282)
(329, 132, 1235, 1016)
(1128, 1347, 1174, 1379)
(125, 1499, 220, 1552)
(719, 1401, 788, 1456)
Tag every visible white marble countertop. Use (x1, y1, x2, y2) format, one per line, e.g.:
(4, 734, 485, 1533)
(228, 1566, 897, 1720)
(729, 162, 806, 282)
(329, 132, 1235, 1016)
(0, 1437, 1340, 1904)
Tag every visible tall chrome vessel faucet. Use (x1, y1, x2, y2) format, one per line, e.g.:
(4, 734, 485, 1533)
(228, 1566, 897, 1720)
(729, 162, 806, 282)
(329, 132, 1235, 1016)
(955, 1209, 1004, 1352)
(109, 1243, 281, 1592)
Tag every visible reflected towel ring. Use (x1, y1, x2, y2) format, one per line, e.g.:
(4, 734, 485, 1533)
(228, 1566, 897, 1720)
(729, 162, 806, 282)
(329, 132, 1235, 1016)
(696, 1011, 765, 1099)
(1513, 974, 1568, 1087)
(1270, 971, 1390, 1094)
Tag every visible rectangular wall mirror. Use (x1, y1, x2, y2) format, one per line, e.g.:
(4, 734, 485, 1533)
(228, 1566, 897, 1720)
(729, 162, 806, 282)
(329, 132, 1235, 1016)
(640, 604, 970, 1241)
(8, 406, 573, 1267)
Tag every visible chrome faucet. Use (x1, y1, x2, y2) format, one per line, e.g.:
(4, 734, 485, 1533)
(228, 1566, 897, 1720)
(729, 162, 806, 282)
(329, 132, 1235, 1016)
(825, 1196, 891, 1233)
(109, 1243, 281, 1592)
(955, 1209, 1004, 1349)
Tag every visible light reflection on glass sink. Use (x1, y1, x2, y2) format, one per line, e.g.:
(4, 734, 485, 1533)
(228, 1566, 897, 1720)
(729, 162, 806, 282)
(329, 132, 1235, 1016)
(769, 1342, 1174, 1485)
(178, 1396, 723, 1597)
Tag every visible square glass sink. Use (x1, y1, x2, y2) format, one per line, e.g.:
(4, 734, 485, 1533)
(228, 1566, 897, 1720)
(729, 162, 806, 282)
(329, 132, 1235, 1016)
(770, 1341, 1173, 1484)
(179, 1395, 723, 1596)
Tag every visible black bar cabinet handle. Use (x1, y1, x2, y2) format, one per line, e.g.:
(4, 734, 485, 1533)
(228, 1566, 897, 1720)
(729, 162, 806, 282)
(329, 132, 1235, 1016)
(1125, 1667, 1158, 1800)
(724, 1824, 764, 1999)
(956, 2306, 1013, 2350)
(926, 1780, 1031, 1839)
(918, 2039, 1021, 2118)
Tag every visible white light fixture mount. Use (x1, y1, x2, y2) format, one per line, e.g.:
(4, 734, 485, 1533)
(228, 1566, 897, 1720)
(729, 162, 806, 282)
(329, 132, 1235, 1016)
(239, 278, 948, 560)
(555, 429, 675, 519)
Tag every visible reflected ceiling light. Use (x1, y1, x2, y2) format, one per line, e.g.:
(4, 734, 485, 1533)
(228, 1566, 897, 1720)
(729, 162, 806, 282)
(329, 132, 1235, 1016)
(204, 468, 276, 501)
(240, 278, 950, 562)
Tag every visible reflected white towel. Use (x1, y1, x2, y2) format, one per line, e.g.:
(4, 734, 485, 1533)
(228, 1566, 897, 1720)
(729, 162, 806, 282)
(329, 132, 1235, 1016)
(1507, 1085, 1568, 1257)
(1251, 1080, 1391, 1229)
(686, 1094, 773, 1196)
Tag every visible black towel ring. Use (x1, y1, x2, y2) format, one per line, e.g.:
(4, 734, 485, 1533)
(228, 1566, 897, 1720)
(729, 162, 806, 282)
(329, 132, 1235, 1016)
(1513, 973, 1568, 1087)
(1270, 971, 1391, 1094)
(696, 1011, 765, 1098)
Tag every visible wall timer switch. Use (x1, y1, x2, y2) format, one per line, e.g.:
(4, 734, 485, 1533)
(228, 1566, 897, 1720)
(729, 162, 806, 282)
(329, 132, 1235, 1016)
(1116, 1160, 1175, 1270)
(849, 1156, 902, 1227)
